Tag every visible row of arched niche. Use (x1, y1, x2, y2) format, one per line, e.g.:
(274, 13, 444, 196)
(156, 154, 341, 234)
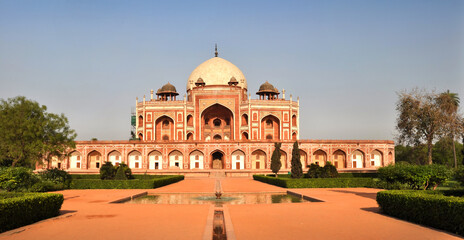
(65, 148, 390, 170)
(137, 103, 298, 141)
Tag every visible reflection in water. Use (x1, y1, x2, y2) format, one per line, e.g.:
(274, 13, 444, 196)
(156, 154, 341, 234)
(127, 193, 310, 205)
(213, 211, 227, 240)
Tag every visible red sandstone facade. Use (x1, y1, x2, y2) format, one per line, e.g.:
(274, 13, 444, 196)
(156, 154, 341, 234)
(46, 52, 395, 176)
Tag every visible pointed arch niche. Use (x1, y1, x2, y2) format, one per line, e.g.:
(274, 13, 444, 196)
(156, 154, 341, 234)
(201, 104, 234, 141)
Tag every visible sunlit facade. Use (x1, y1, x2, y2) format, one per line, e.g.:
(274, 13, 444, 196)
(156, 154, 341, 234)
(47, 51, 394, 176)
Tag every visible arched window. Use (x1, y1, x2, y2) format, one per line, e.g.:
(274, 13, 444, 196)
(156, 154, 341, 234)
(162, 135, 169, 141)
(213, 119, 221, 127)
(187, 115, 193, 127)
(213, 134, 222, 140)
(163, 120, 169, 128)
(266, 119, 273, 127)
(242, 132, 249, 140)
(266, 134, 273, 140)
(242, 114, 248, 126)
(138, 116, 143, 126)
(187, 133, 193, 141)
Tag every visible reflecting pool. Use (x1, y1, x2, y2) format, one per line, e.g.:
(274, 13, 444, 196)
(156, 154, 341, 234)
(125, 193, 314, 205)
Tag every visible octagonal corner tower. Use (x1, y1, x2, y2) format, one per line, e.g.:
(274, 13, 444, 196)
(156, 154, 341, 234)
(186, 57, 247, 91)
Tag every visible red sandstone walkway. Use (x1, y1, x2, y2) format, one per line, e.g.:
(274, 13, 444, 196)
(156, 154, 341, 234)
(1, 179, 462, 240)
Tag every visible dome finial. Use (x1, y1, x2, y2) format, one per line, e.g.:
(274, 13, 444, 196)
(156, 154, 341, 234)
(215, 44, 218, 57)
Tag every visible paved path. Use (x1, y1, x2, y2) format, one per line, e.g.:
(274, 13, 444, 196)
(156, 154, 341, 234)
(1, 179, 462, 240)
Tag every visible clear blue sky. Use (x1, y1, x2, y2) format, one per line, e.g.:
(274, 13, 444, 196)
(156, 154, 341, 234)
(1, 0, 463, 141)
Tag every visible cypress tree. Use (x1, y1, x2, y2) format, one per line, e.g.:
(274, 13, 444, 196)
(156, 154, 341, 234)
(114, 165, 128, 180)
(291, 141, 303, 178)
(270, 142, 282, 177)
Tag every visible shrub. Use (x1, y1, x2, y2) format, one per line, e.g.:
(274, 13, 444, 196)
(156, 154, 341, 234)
(322, 162, 338, 178)
(0, 192, 64, 233)
(306, 162, 338, 178)
(69, 175, 184, 189)
(427, 164, 452, 189)
(38, 168, 71, 186)
(29, 181, 65, 192)
(117, 163, 132, 179)
(377, 190, 464, 236)
(100, 162, 115, 180)
(253, 175, 374, 188)
(455, 166, 464, 186)
(0, 167, 38, 192)
(306, 163, 322, 178)
(377, 163, 452, 190)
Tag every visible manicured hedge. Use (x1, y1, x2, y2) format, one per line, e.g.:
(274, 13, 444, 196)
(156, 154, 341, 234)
(0, 192, 64, 233)
(253, 175, 375, 188)
(69, 175, 184, 189)
(338, 172, 378, 178)
(377, 190, 464, 236)
(70, 174, 101, 179)
(268, 173, 378, 178)
(70, 174, 170, 180)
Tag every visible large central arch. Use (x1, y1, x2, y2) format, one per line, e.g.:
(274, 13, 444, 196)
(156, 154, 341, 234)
(261, 115, 280, 141)
(155, 116, 174, 141)
(201, 104, 234, 141)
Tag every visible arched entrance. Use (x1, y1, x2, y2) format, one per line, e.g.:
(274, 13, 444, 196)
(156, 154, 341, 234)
(201, 104, 234, 141)
(231, 150, 245, 170)
(87, 150, 102, 169)
(148, 150, 163, 170)
(333, 150, 346, 168)
(352, 150, 364, 168)
(211, 151, 224, 169)
(313, 150, 327, 166)
(251, 150, 266, 169)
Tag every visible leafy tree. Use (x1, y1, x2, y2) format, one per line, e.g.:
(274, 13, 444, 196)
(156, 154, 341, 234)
(396, 89, 446, 164)
(436, 90, 463, 168)
(395, 144, 428, 165)
(0, 96, 76, 168)
(433, 137, 464, 166)
(270, 143, 282, 177)
(290, 141, 303, 178)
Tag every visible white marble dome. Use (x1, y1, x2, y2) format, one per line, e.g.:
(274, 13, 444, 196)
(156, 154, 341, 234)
(187, 57, 247, 90)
